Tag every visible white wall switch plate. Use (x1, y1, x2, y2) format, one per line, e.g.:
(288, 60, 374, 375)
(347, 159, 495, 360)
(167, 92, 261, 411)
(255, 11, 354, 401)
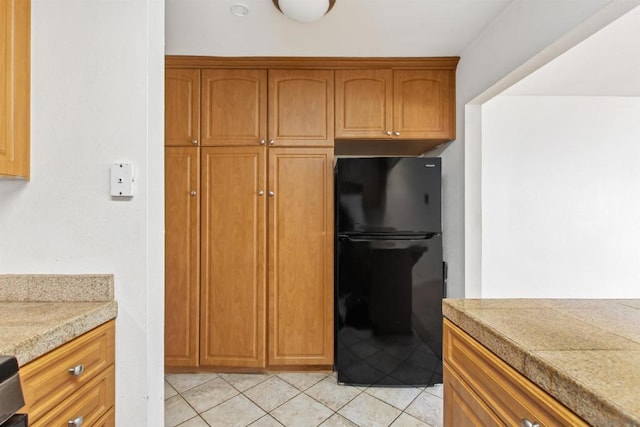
(110, 163, 135, 197)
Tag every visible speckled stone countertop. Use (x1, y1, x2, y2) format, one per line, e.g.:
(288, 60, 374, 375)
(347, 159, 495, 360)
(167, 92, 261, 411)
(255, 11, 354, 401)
(443, 299, 640, 427)
(0, 274, 118, 366)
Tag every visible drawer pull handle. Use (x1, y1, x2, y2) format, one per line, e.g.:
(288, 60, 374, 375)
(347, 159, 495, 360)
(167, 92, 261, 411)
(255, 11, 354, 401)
(69, 364, 85, 376)
(68, 416, 84, 427)
(520, 419, 540, 427)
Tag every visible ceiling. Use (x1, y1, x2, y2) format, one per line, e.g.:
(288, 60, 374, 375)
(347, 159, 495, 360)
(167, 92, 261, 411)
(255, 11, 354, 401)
(503, 4, 640, 96)
(166, 1, 640, 97)
(165, 0, 513, 57)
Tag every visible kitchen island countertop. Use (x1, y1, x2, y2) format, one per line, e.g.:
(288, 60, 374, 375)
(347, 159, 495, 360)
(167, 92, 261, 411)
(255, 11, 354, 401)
(443, 299, 640, 427)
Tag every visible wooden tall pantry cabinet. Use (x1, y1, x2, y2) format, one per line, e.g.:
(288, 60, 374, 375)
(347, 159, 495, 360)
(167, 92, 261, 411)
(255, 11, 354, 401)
(165, 63, 334, 371)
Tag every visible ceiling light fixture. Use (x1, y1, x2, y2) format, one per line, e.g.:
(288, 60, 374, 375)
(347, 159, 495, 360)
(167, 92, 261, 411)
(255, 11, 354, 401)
(272, 0, 336, 23)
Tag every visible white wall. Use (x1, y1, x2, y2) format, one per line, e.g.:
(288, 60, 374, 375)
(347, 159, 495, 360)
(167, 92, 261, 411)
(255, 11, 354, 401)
(481, 96, 640, 298)
(0, 1, 165, 425)
(460, 0, 640, 297)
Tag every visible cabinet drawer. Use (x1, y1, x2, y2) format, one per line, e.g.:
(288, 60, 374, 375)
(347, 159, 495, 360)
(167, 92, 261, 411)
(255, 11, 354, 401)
(94, 407, 115, 427)
(20, 321, 115, 422)
(443, 320, 587, 427)
(31, 364, 115, 427)
(443, 363, 504, 427)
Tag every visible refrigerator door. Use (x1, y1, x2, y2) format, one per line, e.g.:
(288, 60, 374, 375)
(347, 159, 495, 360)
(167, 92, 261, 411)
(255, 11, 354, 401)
(336, 157, 441, 234)
(335, 235, 443, 386)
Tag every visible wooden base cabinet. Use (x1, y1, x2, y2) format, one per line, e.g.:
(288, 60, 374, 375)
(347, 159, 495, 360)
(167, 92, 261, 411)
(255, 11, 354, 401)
(443, 319, 587, 427)
(20, 321, 115, 427)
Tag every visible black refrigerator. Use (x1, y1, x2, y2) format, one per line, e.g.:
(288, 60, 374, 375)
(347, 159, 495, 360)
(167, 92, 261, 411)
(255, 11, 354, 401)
(335, 157, 444, 386)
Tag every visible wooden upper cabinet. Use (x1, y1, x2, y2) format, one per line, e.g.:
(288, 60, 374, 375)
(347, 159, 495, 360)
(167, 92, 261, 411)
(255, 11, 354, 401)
(202, 69, 267, 146)
(0, 0, 30, 179)
(200, 147, 267, 368)
(394, 70, 454, 139)
(165, 147, 200, 368)
(335, 69, 393, 139)
(268, 70, 334, 147)
(335, 69, 455, 141)
(165, 69, 200, 147)
(268, 148, 334, 366)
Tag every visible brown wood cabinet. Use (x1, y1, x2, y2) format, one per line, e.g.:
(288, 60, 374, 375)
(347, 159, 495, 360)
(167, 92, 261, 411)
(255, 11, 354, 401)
(268, 70, 334, 147)
(268, 148, 334, 366)
(0, 0, 30, 179)
(443, 319, 588, 427)
(335, 69, 455, 154)
(165, 69, 200, 147)
(201, 69, 267, 147)
(165, 147, 200, 368)
(20, 321, 115, 426)
(200, 146, 267, 368)
(164, 65, 335, 370)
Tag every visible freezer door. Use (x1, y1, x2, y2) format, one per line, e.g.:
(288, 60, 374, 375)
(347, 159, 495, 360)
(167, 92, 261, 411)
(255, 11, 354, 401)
(336, 157, 441, 234)
(335, 235, 444, 386)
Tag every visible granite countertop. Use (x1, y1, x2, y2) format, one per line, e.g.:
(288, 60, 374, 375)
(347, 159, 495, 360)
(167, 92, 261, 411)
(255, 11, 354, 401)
(443, 299, 640, 427)
(0, 275, 118, 366)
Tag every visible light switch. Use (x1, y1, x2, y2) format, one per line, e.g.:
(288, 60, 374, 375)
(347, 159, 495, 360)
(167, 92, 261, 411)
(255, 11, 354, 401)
(110, 163, 135, 197)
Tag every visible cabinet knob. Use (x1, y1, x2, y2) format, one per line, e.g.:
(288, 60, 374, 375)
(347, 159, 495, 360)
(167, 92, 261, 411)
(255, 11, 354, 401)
(259, 139, 266, 145)
(191, 139, 198, 145)
(385, 130, 392, 136)
(190, 191, 197, 196)
(258, 190, 264, 196)
(520, 419, 540, 427)
(394, 131, 400, 136)
(268, 191, 275, 197)
(68, 364, 85, 376)
(269, 140, 275, 145)
(68, 416, 84, 427)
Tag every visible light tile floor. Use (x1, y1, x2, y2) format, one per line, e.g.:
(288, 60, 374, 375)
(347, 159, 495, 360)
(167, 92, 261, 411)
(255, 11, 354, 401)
(165, 372, 443, 427)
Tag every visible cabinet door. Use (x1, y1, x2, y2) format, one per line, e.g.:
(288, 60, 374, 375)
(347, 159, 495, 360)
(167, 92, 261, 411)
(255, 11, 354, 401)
(165, 147, 200, 368)
(335, 69, 393, 139)
(393, 70, 455, 139)
(444, 363, 504, 427)
(0, 0, 30, 179)
(202, 69, 267, 147)
(268, 148, 334, 366)
(200, 147, 267, 368)
(268, 70, 334, 147)
(165, 69, 200, 147)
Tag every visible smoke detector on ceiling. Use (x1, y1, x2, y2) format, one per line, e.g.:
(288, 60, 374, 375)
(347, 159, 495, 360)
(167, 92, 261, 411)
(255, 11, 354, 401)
(230, 3, 249, 17)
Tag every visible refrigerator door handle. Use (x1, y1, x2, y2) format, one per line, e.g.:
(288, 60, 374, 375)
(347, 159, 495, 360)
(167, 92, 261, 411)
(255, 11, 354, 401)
(339, 233, 439, 242)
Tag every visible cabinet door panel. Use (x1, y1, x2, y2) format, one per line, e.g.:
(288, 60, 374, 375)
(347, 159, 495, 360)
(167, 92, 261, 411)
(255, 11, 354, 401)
(202, 69, 267, 146)
(335, 69, 392, 139)
(268, 70, 334, 147)
(268, 148, 333, 366)
(201, 147, 267, 368)
(444, 363, 504, 427)
(394, 70, 454, 139)
(165, 147, 200, 368)
(0, 0, 30, 178)
(165, 69, 200, 147)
